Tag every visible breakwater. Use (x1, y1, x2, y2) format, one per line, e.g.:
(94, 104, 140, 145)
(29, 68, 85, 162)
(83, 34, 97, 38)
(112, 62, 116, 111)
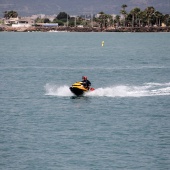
(0, 26, 170, 32)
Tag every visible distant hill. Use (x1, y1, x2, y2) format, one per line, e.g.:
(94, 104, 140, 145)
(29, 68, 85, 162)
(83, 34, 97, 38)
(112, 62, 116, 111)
(0, 0, 169, 17)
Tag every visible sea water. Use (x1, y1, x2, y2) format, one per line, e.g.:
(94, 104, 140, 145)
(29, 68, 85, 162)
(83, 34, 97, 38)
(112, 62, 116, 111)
(0, 32, 170, 170)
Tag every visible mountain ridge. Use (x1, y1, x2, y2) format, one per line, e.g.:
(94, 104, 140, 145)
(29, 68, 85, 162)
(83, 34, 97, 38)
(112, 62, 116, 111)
(0, 0, 169, 17)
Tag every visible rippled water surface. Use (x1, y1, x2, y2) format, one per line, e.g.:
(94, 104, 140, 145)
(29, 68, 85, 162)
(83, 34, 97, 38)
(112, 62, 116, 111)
(0, 32, 170, 170)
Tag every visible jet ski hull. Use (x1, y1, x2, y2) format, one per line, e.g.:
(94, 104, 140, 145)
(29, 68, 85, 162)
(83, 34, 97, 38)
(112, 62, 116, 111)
(69, 81, 89, 96)
(69, 87, 86, 96)
(70, 81, 94, 96)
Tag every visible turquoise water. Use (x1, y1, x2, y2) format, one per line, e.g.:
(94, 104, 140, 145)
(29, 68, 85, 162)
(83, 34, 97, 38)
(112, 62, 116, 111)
(0, 32, 170, 170)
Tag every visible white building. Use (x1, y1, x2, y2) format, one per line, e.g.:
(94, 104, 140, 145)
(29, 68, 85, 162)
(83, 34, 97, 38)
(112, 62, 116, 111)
(3, 17, 35, 27)
(12, 19, 35, 27)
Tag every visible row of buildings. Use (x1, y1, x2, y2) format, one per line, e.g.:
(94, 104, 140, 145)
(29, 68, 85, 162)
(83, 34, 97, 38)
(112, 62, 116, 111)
(1, 13, 168, 29)
(0, 13, 117, 28)
(1, 14, 59, 28)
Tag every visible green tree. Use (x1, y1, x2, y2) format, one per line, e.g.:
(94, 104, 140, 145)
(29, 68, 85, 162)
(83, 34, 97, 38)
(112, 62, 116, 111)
(97, 12, 110, 30)
(144, 6, 155, 26)
(154, 11, 163, 26)
(76, 16, 83, 26)
(43, 18, 50, 23)
(53, 18, 64, 26)
(107, 15, 114, 27)
(122, 4, 127, 11)
(4, 10, 18, 19)
(163, 14, 170, 26)
(138, 11, 145, 27)
(57, 12, 70, 21)
(130, 7, 141, 27)
(68, 17, 76, 27)
(114, 15, 120, 27)
(35, 17, 44, 23)
(120, 4, 127, 27)
(55, 12, 70, 26)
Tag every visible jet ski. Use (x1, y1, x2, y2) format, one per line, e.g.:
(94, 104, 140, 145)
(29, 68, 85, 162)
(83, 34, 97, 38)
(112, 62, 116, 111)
(70, 81, 95, 96)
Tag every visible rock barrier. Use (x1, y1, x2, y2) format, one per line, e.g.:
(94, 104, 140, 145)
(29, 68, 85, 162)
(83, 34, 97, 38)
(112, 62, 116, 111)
(0, 26, 170, 32)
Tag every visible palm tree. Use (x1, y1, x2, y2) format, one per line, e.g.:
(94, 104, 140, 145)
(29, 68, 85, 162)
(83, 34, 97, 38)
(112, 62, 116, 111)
(120, 10, 127, 27)
(144, 6, 155, 26)
(120, 4, 127, 27)
(130, 9, 135, 27)
(97, 12, 109, 30)
(114, 15, 120, 27)
(129, 8, 141, 27)
(134, 8, 141, 27)
(122, 4, 127, 11)
(107, 15, 114, 27)
(163, 14, 170, 26)
(3, 11, 8, 19)
(154, 11, 163, 26)
(138, 11, 144, 27)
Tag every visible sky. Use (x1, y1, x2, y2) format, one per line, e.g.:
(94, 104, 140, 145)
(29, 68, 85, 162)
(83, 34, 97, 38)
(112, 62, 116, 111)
(0, 0, 169, 17)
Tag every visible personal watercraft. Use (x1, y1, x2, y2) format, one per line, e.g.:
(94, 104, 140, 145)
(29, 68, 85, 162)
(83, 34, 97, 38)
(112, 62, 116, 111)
(70, 81, 95, 96)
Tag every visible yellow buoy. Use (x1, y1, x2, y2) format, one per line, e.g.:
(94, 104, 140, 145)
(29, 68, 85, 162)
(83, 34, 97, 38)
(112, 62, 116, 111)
(102, 41, 104, 47)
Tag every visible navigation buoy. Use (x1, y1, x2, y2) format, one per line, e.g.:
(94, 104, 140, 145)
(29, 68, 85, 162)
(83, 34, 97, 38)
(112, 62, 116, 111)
(102, 41, 104, 47)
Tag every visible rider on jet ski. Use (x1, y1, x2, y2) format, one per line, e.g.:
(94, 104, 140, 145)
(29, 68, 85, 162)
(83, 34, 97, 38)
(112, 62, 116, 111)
(81, 76, 91, 90)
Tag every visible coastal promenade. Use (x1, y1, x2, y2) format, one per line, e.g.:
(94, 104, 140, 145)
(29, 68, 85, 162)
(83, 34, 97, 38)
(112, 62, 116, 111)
(0, 25, 170, 32)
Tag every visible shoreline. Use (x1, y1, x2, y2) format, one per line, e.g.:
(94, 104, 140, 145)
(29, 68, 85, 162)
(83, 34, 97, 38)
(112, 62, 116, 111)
(0, 26, 170, 32)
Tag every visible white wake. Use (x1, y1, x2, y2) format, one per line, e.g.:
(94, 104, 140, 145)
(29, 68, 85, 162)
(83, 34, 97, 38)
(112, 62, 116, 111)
(45, 82, 170, 97)
(45, 84, 73, 97)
